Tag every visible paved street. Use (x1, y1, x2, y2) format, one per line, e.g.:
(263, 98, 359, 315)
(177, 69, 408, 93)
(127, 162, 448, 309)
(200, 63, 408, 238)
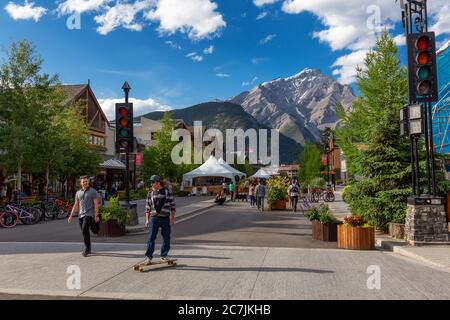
(1, 200, 450, 299)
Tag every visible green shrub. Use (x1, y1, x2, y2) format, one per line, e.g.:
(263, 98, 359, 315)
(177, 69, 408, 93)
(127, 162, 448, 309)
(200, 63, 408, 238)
(318, 204, 340, 224)
(100, 196, 127, 225)
(267, 187, 287, 204)
(305, 207, 320, 221)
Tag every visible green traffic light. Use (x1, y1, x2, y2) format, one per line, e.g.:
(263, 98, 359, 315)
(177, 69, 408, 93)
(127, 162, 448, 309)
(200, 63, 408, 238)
(417, 66, 431, 81)
(119, 129, 129, 137)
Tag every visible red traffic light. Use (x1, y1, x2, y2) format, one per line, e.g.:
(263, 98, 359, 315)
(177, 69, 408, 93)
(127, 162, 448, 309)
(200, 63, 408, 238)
(118, 107, 129, 117)
(416, 36, 430, 51)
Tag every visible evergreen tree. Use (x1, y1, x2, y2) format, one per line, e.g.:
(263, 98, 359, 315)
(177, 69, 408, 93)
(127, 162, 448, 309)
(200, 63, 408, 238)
(336, 31, 411, 230)
(298, 141, 323, 186)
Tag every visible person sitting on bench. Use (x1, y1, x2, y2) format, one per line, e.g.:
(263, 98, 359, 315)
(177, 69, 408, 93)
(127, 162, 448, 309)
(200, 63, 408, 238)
(215, 190, 226, 205)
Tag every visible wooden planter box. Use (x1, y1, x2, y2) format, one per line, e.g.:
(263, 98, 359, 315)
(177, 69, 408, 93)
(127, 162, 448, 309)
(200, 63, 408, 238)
(271, 200, 287, 210)
(337, 225, 375, 250)
(97, 219, 126, 237)
(312, 220, 340, 242)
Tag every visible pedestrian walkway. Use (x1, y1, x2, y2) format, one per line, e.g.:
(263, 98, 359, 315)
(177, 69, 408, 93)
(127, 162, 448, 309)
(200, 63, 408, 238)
(1, 242, 450, 299)
(328, 186, 450, 274)
(126, 196, 217, 234)
(327, 186, 350, 220)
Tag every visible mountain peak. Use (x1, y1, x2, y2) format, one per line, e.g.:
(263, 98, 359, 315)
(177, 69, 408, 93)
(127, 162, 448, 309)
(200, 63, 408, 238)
(285, 68, 322, 80)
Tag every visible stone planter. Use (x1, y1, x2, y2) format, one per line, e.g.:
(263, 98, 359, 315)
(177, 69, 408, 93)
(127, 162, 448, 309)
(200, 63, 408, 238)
(388, 223, 405, 240)
(97, 219, 126, 237)
(271, 200, 287, 210)
(337, 225, 375, 250)
(312, 220, 340, 242)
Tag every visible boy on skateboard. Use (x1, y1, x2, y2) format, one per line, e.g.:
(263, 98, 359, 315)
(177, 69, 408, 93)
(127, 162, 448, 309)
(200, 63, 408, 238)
(143, 175, 176, 265)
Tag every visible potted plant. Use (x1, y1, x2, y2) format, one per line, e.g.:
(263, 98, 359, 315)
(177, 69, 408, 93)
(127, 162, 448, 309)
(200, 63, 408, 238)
(267, 176, 290, 210)
(337, 215, 375, 250)
(309, 205, 341, 241)
(98, 196, 127, 237)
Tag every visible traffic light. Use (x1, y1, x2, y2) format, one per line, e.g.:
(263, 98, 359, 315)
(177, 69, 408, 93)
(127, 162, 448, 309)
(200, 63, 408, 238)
(115, 103, 134, 153)
(407, 32, 438, 102)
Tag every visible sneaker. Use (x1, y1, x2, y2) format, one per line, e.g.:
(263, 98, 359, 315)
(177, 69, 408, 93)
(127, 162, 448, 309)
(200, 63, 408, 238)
(160, 256, 169, 262)
(81, 251, 91, 257)
(142, 257, 152, 265)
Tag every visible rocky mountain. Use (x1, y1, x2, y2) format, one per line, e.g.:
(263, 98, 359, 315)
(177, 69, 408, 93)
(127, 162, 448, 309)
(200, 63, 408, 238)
(140, 101, 302, 164)
(229, 68, 356, 144)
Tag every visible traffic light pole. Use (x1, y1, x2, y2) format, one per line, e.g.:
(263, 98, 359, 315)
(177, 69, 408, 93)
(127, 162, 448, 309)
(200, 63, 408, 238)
(123, 85, 131, 205)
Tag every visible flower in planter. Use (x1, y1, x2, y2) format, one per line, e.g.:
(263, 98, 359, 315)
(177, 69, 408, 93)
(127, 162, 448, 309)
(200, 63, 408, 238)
(267, 176, 289, 205)
(343, 215, 369, 228)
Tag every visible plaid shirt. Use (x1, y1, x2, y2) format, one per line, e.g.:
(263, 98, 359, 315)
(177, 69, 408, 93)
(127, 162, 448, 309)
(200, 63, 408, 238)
(145, 187, 176, 218)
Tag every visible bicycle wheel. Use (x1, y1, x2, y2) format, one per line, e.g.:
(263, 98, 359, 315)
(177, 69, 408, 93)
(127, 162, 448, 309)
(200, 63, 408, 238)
(56, 207, 69, 220)
(20, 207, 42, 225)
(43, 203, 57, 219)
(0, 211, 19, 228)
(328, 193, 335, 202)
(312, 192, 320, 203)
(324, 193, 330, 202)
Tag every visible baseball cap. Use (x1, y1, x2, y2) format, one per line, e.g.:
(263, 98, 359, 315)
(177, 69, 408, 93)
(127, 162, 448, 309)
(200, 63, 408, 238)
(150, 175, 161, 183)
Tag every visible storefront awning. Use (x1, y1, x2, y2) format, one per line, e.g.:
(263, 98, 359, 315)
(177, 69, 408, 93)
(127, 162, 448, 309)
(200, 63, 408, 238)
(100, 159, 126, 170)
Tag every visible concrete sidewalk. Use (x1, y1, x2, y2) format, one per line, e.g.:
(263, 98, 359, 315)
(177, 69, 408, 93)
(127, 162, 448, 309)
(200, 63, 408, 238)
(126, 196, 217, 234)
(327, 186, 450, 275)
(1, 242, 450, 299)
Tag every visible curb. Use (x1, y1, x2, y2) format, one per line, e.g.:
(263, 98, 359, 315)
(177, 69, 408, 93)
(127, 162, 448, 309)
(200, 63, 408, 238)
(125, 201, 218, 234)
(376, 237, 450, 273)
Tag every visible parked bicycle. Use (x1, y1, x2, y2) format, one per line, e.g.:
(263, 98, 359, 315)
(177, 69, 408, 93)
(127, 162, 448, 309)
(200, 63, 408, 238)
(0, 203, 42, 227)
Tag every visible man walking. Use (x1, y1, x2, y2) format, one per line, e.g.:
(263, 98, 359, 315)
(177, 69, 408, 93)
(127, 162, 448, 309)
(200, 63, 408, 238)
(255, 181, 267, 212)
(288, 179, 300, 212)
(143, 175, 176, 264)
(68, 176, 100, 257)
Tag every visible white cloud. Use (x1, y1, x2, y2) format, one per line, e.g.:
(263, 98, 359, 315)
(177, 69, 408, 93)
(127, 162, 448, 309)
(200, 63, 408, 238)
(242, 76, 258, 87)
(253, 0, 280, 7)
(5, 1, 47, 22)
(186, 52, 203, 62)
(216, 73, 230, 78)
(203, 45, 214, 54)
(145, 0, 226, 40)
(165, 40, 182, 49)
(57, 0, 107, 15)
(279, 0, 449, 84)
(251, 57, 269, 65)
(393, 34, 405, 47)
(256, 12, 268, 20)
(94, 0, 151, 35)
(431, 4, 450, 37)
(259, 34, 276, 45)
(99, 97, 172, 121)
(331, 49, 367, 85)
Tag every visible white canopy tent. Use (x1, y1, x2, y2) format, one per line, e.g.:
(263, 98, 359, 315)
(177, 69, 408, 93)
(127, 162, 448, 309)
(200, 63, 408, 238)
(250, 168, 271, 179)
(182, 156, 246, 185)
(217, 158, 246, 179)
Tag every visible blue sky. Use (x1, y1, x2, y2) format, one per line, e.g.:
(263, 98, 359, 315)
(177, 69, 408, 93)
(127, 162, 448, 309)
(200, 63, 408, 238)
(0, 0, 449, 119)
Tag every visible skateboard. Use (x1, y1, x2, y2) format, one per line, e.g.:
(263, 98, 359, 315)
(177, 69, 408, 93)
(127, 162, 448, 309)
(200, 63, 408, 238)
(133, 259, 178, 272)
